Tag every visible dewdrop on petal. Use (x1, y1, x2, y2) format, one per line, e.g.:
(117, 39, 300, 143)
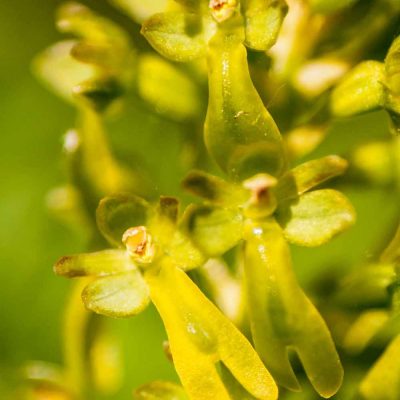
(122, 226, 155, 264)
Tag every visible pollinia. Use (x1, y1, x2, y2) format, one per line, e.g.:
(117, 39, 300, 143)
(21, 0, 400, 399)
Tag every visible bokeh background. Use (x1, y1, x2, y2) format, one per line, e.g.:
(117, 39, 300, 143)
(0, 1, 398, 398)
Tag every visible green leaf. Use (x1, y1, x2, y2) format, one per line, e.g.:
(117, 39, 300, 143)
(141, 12, 207, 62)
(96, 193, 149, 247)
(82, 270, 150, 317)
(54, 249, 134, 277)
(205, 30, 286, 180)
(330, 61, 385, 117)
(276, 155, 348, 202)
(182, 170, 249, 207)
(33, 40, 95, 103)
(111, 0, 168, 23)
(134, 381, 189, 400)
(277, 189, 355, 247)
(183, 205, 243, 257)
(242, 0, 288, 51)
(137, 54, 201, 121)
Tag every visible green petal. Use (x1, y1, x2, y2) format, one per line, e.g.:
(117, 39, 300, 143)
(381, 223, 400, 265)
(137, 54, 201, 121)
(141, 12, 207, 62)
(276, 155, 348, 202)
(284, 125, 328, 160)
(309, 0, 357, 14)
(73, 77, 123, 112)
(359, 335, 400, 400)
(386, 36, 400, 96)
(111, 0, 168, 23)
(33, 40, 95, 103)
(183, 204, 243, 257)
(351, 141, 396, 186)
(182, 170, 249, 207)
(145, 263, 278, 400)
(205, 30, 286, 180)
(82, 270, 150, 317)
(335, 263, 395, 308)
(330, 61, 385, 117)
(70, 41, 135, 78)
(242, 0, 287, 51)
(277, 189, 355, 247)
(134, 381, 188, 400)
(57, 2, 129, 47)
(343, 310, 389, 355)
(243, 219, 343, 397)
(54, 249, 134, 277)
(96, 193, 149, 247)
(158, 196, 179, 224)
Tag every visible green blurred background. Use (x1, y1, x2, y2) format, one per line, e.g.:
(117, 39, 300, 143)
(0, 1, 182, 397)
(0, 0, 398, 398)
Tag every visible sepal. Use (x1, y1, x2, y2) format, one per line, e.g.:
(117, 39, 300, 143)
(359, 335, 400, 400)
(183, 204, 243, 256)
(134, 381, 188, 400)
(137, 54, 202, 121)
(141, 12, 207, 62)
(182, 170, 249, 207)
(54, 249, 133, 277)
(82, 270, 150, 317)
(335, 263, 395, 308)
(276, 189, 355, 247)
(330, 61, 385, 117)
(111, 0, 168, 23)
(33, 40, 95, 103)
(276, 156, 348, 202)
(96, 193, 149, 247)
(242, 0, 288, 51)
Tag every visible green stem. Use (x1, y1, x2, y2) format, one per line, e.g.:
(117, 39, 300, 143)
(63, 280, 91, 398)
